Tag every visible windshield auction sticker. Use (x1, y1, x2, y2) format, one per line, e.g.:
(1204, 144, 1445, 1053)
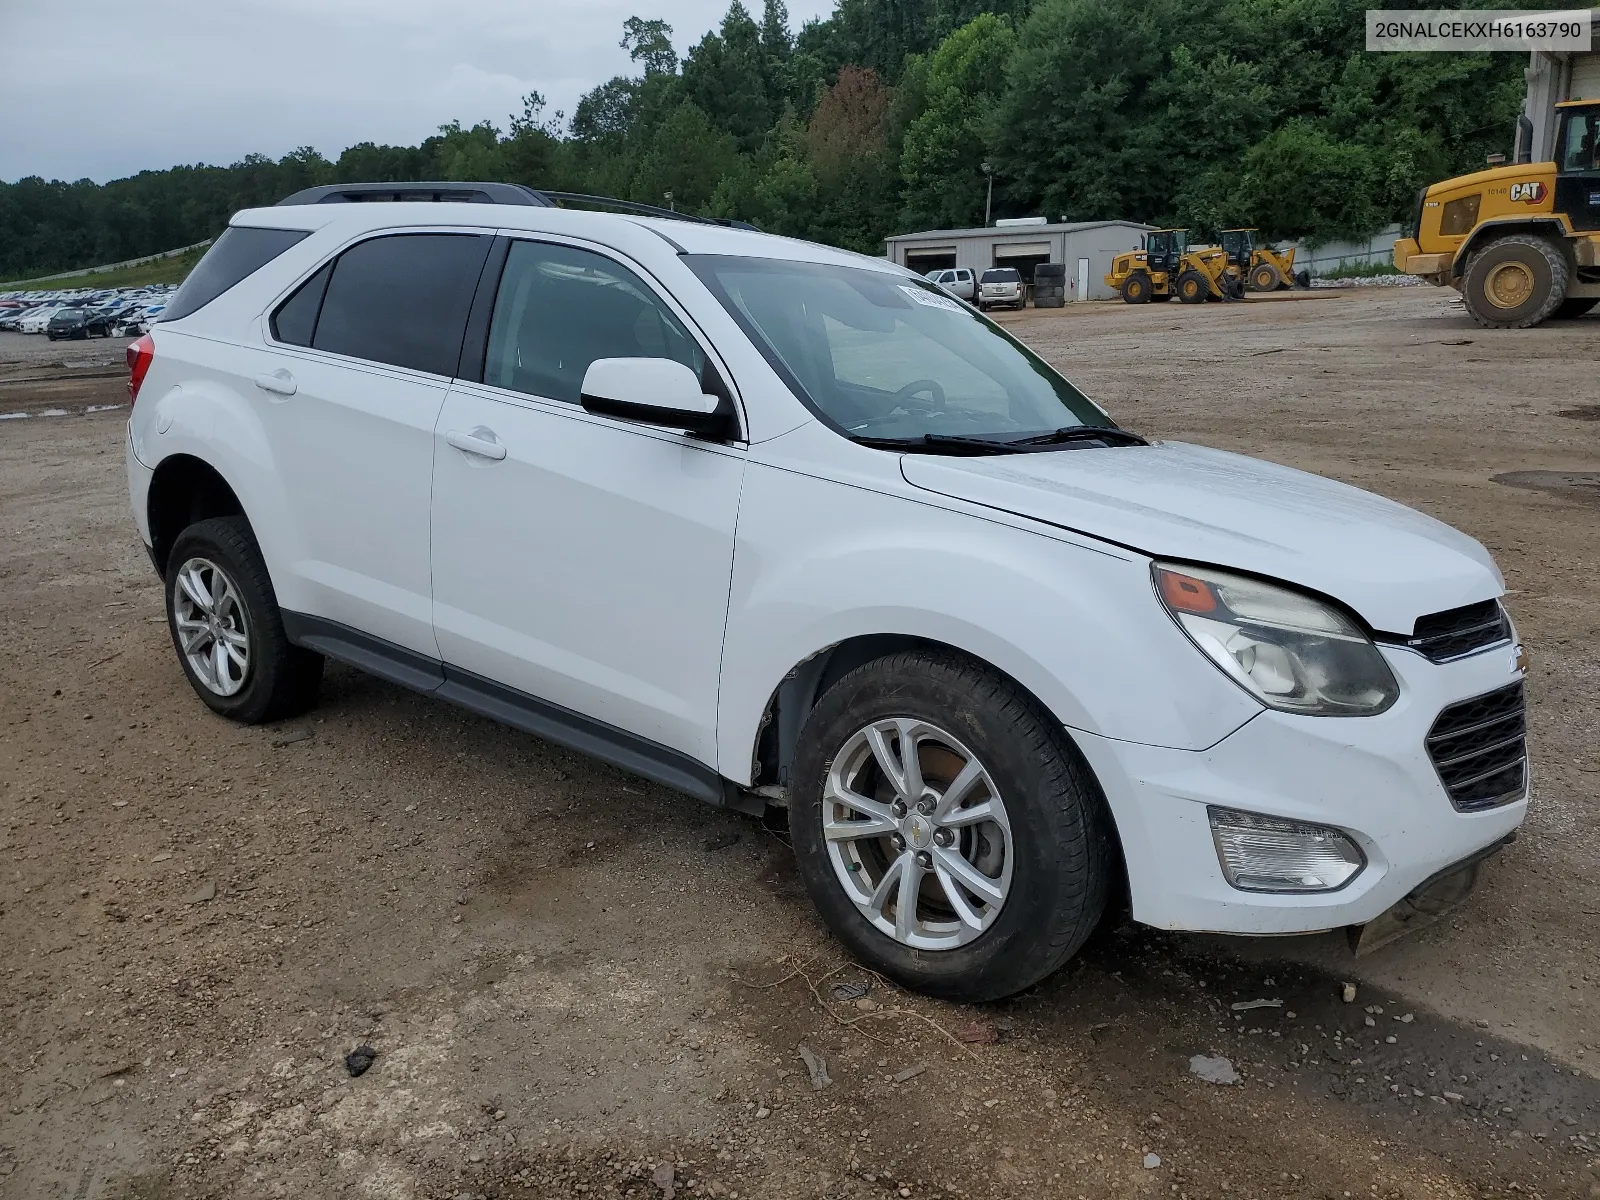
(1366, 9, 1592, 51)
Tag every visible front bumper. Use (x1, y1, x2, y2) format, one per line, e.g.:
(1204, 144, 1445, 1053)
(1075, 640, 1527, 935)
(1392, 238, 1451, 283)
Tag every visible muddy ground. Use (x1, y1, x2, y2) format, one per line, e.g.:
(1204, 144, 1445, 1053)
(1, 290, 1597, 1200)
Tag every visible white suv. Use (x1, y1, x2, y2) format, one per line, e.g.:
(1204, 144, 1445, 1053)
(125, 184, 1528, 1000)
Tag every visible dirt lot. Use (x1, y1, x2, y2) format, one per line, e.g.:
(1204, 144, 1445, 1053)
(2, 289, 1597, 1200)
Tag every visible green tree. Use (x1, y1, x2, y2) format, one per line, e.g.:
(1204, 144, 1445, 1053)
(622, 16, 679, 75)
(684, 3, 775, 151)
(899, 13, 1016, 229)
(630, 101, 741, 210)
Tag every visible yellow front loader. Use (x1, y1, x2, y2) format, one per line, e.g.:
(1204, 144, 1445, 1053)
(1106, 229, 1241, 304)
(1221, 228, 1308, 291)
(1393, 99, 1600, 328)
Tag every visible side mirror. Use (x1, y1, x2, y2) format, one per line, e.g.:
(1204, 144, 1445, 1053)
(579, 357, 735, 440)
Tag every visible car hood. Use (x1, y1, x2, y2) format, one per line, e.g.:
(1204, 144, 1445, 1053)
(900, 440, 1502, 633)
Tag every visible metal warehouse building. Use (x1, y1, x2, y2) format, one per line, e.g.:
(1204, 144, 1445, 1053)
(884, 219, 1153, 301)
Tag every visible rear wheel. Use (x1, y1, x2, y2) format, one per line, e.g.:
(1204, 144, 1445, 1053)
(1120, 273, 1151, 304)
(1461, 233, 1568, 329)
(165, 516, 323, 724)
(1176, 270, 1209, 303)
(790, 650, 1113, 1002)
(1553, 297, 1597, 319)
(1250, 262, 1283, 291)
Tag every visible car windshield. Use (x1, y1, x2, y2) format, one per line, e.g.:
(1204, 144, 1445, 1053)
(688, 255, 1111, 442)
(55, 309, 84, 318)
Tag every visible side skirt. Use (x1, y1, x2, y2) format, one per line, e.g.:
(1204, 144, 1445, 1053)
(280, 612, 759, 814)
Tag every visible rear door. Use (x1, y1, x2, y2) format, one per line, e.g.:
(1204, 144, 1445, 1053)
(429, 236, 745, 767)
(257, 230, 492, 657)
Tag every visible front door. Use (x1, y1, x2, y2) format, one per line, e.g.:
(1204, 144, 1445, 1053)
(1555, 105, 1600, 232)
(1075, 257, 1090, 300)
(429, 238, 745, 767)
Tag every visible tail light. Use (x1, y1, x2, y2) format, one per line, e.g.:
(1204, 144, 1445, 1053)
(126, 334, 155, 404)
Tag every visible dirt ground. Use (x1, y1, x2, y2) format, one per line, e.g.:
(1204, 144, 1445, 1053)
(1, 289, 1597, 1200)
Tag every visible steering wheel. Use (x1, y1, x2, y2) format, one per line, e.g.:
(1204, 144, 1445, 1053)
(894, 378, 947, 407)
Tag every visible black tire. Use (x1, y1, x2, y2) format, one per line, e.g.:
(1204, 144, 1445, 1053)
(1176, 269, 1209, 303)
(1249, 262, 1282, 292)
(165, 516, 323, 724)
(1461, 233, 1568, 329)
(1120, 272, 1151, 304)
(1294, 268, 1311, 288)
(1553, 297, 1597, 319)
(790, 650, 1113, 1002)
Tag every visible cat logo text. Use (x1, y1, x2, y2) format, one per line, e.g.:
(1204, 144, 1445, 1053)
(1508, 181, 1547, 204)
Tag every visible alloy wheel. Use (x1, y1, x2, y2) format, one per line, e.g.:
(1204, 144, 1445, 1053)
(172, 556, 251, 696)
(823, 718, 1013, 950)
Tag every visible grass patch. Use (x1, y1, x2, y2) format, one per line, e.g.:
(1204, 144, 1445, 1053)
(0, 246, 206, 292)
(1319, 259, 1401, 280)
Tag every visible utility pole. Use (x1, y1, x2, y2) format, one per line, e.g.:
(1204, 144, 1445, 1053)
(981, 162, 993, 227)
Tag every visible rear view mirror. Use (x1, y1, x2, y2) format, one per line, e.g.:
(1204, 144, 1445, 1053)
(579, 357, 735, 439)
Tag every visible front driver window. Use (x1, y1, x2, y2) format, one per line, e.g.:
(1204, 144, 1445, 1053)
(1560, 110, 1598, 172)
(484, 241, 704, 404)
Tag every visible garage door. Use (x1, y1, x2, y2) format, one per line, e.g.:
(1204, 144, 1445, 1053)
(1571, 52, 1600, 100)
(993, 242, 1052, 259)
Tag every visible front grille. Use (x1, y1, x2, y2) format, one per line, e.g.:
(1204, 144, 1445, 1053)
(1426, 682, 1527, 812)
(1408, 599, 1510, 663)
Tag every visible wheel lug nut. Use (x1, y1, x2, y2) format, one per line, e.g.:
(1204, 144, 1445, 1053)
(916, 798, 935, 815)
(934, 828, 954, 847)
(889, 800, 907, 818)
(889, 834, 906, 852)
(915, 851, 933, 869)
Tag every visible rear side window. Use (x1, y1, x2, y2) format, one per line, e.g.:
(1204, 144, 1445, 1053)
(270, 262, 331, 347)
(310, 234, 490, 376)
(482, 240, 704, 404)
(162, 226, 310, 322)
(981, 268, 1020, 283)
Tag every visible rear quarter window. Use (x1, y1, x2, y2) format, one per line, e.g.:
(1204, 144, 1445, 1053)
(160, 226, 311, 322)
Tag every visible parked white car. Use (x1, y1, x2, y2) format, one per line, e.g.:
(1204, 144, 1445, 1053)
(17, 305, 66, 333)
(124, 192, 1528, 1000)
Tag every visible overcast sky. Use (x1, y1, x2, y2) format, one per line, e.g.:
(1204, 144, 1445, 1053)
(0, 0, 836, 184)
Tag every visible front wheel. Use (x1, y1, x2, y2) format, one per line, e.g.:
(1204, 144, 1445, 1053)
(1120, 273, 1151, 304)
(165, 516, 323, 723)
(790, 650, 1113, 1002)
(1250, 262, 1283, 291)
(1461, 233, 1568, 328)
(1176, 269, 1209, 303)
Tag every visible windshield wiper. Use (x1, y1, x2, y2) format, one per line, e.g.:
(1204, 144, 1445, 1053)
(849, 433, 1031, 455)
(1009, 425, 1149, 447)
(850, 425, 1148, 455)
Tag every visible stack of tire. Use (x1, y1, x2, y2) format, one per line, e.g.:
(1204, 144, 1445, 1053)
(1032, 262, 1066, 308)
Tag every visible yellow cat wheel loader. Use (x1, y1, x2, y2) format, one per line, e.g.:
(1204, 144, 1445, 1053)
(1393, 99, 1600, 328)
(1106, 229, 1241, 304)
(1220, 228, 1308, 291)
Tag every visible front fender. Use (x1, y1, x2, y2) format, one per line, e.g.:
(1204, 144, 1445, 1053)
(716, 461, 1261, 785)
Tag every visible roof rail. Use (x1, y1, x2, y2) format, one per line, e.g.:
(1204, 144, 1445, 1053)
(274, 181, 760, 230)
(276, 182, 554, 207)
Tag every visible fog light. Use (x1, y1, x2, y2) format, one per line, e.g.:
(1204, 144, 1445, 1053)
(1207, 807, 1365, 893)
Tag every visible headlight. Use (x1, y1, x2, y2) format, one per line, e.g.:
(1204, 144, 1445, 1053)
(1153, 563, 1398, 716)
